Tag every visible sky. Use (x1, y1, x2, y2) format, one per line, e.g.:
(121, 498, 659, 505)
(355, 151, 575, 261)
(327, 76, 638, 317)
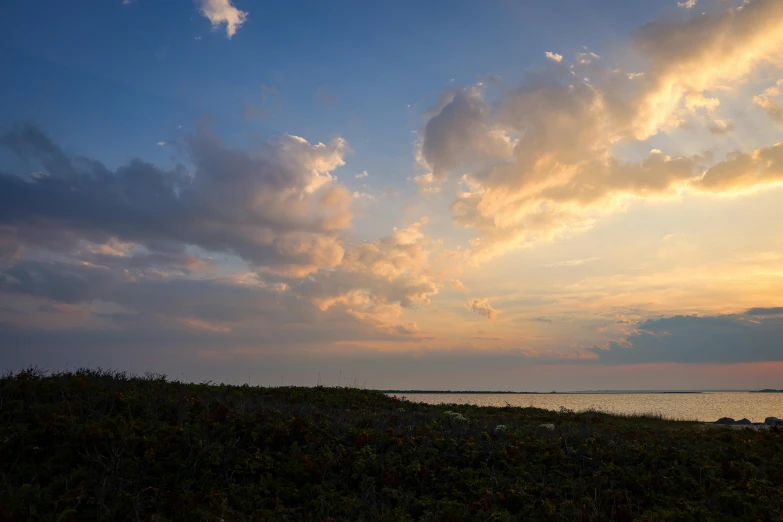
(2, 0, 783, 391)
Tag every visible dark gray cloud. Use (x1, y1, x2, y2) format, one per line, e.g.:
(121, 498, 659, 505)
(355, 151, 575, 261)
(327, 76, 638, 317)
(0, 123, 351, 277)
(745, 307, 783, 316)
(0, 259, 115, 304)
(0, 254, 429, 350)
(591, 314, 783, 364)
(0, 125, 442, 358)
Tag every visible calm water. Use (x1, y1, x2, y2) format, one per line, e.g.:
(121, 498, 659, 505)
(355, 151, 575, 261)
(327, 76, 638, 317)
(387, 393, 783, 423)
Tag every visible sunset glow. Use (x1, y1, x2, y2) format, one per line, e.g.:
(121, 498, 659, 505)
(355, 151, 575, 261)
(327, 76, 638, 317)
(2, 0, 783, 390)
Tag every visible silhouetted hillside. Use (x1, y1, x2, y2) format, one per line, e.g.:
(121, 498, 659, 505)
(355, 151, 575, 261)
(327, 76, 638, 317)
(2, 368, 783, 520)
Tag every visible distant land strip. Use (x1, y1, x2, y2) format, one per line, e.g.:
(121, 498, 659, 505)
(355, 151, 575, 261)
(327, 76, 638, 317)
(378, 390, 780, 394)
(380, 390, 538, 394)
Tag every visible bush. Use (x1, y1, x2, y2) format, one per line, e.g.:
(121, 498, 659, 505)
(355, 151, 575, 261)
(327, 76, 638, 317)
(1, 367, 782, 521)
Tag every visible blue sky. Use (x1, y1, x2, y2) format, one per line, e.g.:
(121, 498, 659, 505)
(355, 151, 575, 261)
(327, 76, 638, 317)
(0, 0, 683, 242)
(2, 0, 783, 390)
(0, 0, 664, 165)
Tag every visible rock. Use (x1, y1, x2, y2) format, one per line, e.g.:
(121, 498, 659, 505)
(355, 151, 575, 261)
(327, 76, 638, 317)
(715, 417, 736, 424)
(765, 417, 783, 426)
(736, 418, 752, 425)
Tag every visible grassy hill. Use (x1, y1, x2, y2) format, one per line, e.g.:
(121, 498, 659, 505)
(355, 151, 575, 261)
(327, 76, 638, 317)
(1, 368, 782, 521)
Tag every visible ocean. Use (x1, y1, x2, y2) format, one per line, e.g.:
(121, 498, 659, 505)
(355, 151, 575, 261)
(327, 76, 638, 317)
(385, 392, 783, 422)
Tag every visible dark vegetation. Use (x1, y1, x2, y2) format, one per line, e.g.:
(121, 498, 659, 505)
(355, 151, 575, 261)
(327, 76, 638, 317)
(2, 368, 782, 521)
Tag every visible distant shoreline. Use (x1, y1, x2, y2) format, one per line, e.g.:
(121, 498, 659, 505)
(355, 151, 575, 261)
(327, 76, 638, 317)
(381, 390, 538, 395)
(380, 390, 771, 394)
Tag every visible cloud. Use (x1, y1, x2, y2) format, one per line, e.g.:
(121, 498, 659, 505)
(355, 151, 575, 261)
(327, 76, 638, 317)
(467, 297, 497, 319)
(691, 142, 783, 193)
(545, 52, 563, 63)
(754, 97, 783, 122)
(412, 172, 441, 194)
(448, 279, 465, 290)
(472, 335, 500, 341)
(420, 87, 516, 181)
(542, 257, 599, 268)
(0, 123, 351, 278)
(196, 0, 248, 39)
(422, 83, 697, 261)
(576, 51, 600, 65)
(746, 307, 783, 316)
(708, 119, 734, 135)
(677, 0, 696, 8)
(355, 170, 369, 179)
(0, 234, 441, 358)
(0, 261, 366, 349)
(6, 0, 783, 381)
(754, 80, 783, 123)
(621, 0, 783, 139)
(529, 316, 552, 323)
(156, 141, 166, 146)
(416, 0, 783, 263)
(301, 218, 439, 315)
(591, 313, 783, 364)
(177, 317, 232, 333)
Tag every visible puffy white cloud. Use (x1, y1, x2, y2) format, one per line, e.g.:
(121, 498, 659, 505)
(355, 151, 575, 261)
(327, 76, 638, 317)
(423, 84, 694, 261)
(684, 92, 720, 113)
(448, 279, 465, 290)
(545, 51, 563, 63)
(692, 142, 783, 193)
(196, 0, 248, 39)
(416, 0, 783, 263)
(677, 0, 696, 9)
(352, 191, 376, 201)
(412, 172, 441, 194)
(355, 170, 369, 179)
(708, 119, 735, 135)
(296, 218, 440, 336)
(576, 51, 600, 65)
(754, 97, 783, 122)
(627, 0, 783, 139)
(420, 87, 516, 181)
(467, 298, 498, 319)
(754, 80, 783, 123)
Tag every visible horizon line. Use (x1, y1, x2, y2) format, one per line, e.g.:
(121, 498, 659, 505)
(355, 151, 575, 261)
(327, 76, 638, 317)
(378, 389, 780, 394)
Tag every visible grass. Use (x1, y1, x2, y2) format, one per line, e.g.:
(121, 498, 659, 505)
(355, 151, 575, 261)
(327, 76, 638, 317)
(579, 408, 700, 425)
(1, 368, 782, 521)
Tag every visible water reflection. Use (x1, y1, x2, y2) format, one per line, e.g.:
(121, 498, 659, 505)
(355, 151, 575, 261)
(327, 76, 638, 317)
(387, 392, 783, 422)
